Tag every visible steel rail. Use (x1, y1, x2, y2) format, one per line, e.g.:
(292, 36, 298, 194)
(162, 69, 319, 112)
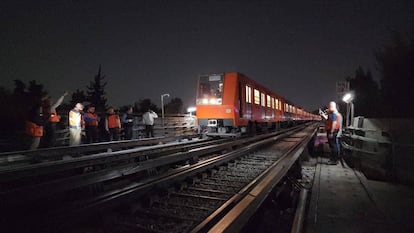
(41, 124, 310, 232)
(206, 124, 317, 233)
(1, 123, 313, 233)
(0, 138, 225, 182)
(0, 135, 198, 166)
(0, 141, 237, 204)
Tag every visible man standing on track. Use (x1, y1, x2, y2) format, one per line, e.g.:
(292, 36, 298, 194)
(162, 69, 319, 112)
(69, 103, 84, 146)
(105, 107, 121, 141)
(42, 92, 68, 147)
(26, 103, 45, 150)
(320, 101, 342, 165)
(122, 106, 134, 140)
(142, 109, 158, 138)
(84, 106, 99, 143)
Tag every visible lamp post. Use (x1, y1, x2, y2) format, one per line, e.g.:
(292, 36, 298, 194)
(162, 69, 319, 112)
(161, 93, 170, 134)
(342, 92, 354, 127)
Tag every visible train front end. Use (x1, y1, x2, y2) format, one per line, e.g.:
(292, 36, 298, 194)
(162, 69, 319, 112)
(196, 73, 240, 136)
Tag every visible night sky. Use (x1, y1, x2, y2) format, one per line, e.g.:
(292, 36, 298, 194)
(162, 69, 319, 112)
(1, 0, 413, 111)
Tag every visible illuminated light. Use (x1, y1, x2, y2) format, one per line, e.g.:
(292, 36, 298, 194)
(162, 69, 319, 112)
(342, 93, 353, 103)
(202, 98, 209, 104)
(209, 98, 217, 104)
(187, 107, 196, 112)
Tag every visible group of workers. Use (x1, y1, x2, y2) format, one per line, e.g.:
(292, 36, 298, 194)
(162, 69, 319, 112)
(25, 92, 159, 150)
(319, 101, 343, 165)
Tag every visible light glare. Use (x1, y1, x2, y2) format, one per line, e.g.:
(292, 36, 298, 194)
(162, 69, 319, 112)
(187, 107, 196, 112)
(342, 93, 353, 103)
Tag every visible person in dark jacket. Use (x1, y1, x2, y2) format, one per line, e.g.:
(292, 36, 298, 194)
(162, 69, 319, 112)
(121, 106, 134, 140)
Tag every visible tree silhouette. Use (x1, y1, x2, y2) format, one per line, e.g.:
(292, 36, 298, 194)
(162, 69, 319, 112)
(70, 89, 87, 107)
(376, 31, 414, 117)
(87, 65, 107, 112)
(165, 97, 183, 114)
(13, 80, 26, 95)
(346, 67, 380, 117)
(134, 98, 160, 113)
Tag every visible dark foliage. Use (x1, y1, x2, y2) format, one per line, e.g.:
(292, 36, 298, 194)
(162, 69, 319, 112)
(375, 31, 414, 117)
(346, 67, 380, 117)
(70, 89, 87, 107)
(134, 98, 160, 114)
(86, 65, 108, 112)
(165, 97, 183, 114)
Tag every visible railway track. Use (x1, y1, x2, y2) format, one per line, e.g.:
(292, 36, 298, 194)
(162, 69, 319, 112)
(1, 123, 317, 233)
(0, 135, 199, 166)
(0, 137, 228, 204)
(64, 123, 317, 233)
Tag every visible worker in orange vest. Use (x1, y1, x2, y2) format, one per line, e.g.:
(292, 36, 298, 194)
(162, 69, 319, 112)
(105, 107, 121, 141)
(26, 103, 45, 150)
(320, 101, 342, 165)
(41, 92, 68, 147)
(84, 106, 99, 143)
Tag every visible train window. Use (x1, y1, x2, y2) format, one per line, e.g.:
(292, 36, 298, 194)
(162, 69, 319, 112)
(271, 97, 275, 109)
(261, 93, 265, 107)
(254, 89, 260, 105)
(275, 99, 279, 110)
(246, 86, 252, 103)
(196, 74, 223, 105)
(267, 95, 271, 108)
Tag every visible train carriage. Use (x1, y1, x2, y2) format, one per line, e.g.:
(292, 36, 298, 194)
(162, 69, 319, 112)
(196, 72, 319, 136)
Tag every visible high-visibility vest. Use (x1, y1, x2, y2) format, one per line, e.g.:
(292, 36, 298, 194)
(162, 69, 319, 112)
(85, 112, 99, 126)
(49, 110, 60, 123)
(25, 121, 43, 137)
(325, 111, 341, 131)
(69, 109, 82, 128)
(107, 115, 120, 129)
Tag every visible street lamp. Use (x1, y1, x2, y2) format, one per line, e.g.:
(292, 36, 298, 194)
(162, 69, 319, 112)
(161, 93, 170, 134)
(187, 106, 196, 117)
(342, 92, 354, 127)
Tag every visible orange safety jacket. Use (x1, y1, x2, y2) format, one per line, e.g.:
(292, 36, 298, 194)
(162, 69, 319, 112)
(84, 112, 99, 126)
(325, 111, 341, 131)
(107, 115, 121, 129)
(25, 121, 44, 137)
(49, 110, 60, 123)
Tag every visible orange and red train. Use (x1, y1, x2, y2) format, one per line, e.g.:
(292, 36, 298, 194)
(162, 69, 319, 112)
(195, 72, 320, 136)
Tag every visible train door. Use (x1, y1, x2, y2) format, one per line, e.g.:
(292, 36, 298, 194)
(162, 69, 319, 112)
(244, 85, 252, 119)
(238, 82, 243, 118)
(261, 93, 265, 119)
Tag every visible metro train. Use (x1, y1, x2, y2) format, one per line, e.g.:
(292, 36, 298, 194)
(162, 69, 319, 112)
(196, 72, 320, 136)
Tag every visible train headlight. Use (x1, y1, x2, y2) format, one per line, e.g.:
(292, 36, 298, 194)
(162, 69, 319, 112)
(202, 98, 209, 104)
(209, 98, 217, 104)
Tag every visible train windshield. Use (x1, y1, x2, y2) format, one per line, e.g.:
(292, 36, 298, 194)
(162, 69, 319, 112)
(197, 74, 223, 105)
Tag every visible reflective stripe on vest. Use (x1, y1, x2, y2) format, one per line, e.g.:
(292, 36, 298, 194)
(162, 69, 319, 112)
(49, 110, 60, 123)
(107, 115, 120, 129)
(25, 121, 43, 137)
